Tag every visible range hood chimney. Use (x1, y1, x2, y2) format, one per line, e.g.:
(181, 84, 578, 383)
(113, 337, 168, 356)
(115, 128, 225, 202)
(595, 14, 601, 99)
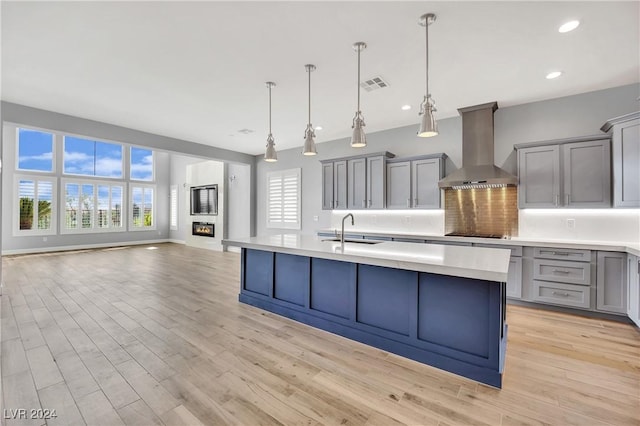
(438, 101, 518, 189)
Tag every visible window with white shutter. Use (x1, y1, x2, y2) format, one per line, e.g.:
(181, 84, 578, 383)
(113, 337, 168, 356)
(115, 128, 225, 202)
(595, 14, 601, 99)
(266, 168, 301, 230)
(170, 185, 178, 230)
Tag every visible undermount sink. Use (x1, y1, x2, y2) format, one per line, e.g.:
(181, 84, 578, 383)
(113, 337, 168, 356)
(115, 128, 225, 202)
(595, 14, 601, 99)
(321, 238, 382, 244)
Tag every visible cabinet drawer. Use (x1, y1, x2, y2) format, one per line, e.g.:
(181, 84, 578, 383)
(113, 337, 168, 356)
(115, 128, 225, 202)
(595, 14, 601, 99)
(534, 247, 591, 262)
(533, 259, 591, 286)
(474, 244, 522, 257)
(532, 280, 591, 309)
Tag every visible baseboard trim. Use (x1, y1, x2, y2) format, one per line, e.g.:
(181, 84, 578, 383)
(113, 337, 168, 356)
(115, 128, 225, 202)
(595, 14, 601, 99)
(168, 239, 186, 245)
(1, 239, 171, 256)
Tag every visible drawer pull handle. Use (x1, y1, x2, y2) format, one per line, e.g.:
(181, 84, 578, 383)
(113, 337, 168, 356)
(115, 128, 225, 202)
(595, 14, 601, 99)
(553, 252, 570, 256)
(552, 291, 570, 297)
(552, 269, 570, 274)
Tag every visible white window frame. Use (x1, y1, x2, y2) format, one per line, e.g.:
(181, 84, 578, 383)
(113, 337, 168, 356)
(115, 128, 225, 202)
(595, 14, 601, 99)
(266, 168, 301, 230)
(129, 184, 156, 231)
(129, 146, 155, 182)
(15, 126, 56, 174)
(14, 175, 57, 236)
(60, 178, 127, 234)
(170, 185, 178, 231)
(62, 135, 124, 179)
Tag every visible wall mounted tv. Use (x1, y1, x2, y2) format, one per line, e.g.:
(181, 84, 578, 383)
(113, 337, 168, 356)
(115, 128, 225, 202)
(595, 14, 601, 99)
(190, 184, 218, 215)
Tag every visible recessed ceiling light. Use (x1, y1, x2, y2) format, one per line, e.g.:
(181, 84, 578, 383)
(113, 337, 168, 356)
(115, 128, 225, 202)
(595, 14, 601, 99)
(401, 105, 412, 111)
(546, 71, 563, 79)
(558, 20, 580, 33)
(315, 126, 323, 131)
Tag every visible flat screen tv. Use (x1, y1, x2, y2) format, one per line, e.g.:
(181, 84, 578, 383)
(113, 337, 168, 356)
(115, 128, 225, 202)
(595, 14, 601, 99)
(190, 184, 218, 215)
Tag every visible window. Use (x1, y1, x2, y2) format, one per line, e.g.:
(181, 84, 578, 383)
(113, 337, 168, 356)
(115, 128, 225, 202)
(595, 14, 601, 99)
(17, 128, 54, 172)
(131, 185, 155, 230)
(62, 180, 124, 233)
(266, 168, 301, 230)
(64, 136, 123, 178)
(170, 185, 178, 230)
(16, 176, 56, 235)
(130, 147, 154, 181)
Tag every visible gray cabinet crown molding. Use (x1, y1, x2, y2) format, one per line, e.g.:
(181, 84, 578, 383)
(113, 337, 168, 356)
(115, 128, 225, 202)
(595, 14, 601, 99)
(601, 111, 640, 133)
(514, 134, 610, 150)
(319, 151, 395, 164)
(386, 152, 447, 163)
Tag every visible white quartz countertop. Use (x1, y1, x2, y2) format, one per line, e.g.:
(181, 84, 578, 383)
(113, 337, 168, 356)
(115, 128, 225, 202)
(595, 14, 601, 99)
(222, 234, 511, 282)
(316, 229, 640, 257)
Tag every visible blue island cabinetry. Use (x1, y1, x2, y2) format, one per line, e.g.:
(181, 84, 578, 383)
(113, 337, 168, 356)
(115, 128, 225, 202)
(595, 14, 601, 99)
(239, 248, 507, 388)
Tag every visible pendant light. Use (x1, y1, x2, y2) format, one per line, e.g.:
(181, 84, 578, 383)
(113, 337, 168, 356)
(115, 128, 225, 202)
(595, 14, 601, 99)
(351, 42, 367, 148)
(302, 64, 317, 156)
(418, 13, 438, 138)
(264, 81, 277, 162)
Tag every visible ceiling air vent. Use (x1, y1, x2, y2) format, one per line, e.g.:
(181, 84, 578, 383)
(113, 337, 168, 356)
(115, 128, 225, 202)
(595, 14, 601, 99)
(237, 128, 254, 134)
(360, 76, 389, 92)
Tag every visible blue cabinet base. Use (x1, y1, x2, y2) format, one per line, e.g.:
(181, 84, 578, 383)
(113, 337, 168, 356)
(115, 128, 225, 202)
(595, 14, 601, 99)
(239, 249, 507, 388)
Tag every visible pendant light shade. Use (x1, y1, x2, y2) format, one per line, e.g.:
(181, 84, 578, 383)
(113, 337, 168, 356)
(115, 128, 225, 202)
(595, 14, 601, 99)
(418, 13, 438, 138)
(264, 81, 277, 162)
(302, 64, 317, 156)
(351, 42, 367, 148)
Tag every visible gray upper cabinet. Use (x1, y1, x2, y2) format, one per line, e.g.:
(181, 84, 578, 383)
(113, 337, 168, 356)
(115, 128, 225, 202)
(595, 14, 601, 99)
(563, 139, 611, 207)
(347, 158, 367, 209)
(412, 157, 444, 209)
(387, 154, 445, 209)
(517, 145, 560, 208)
(367, 156, 386, 209)
(602, 112, 640, 207)
(386, 161, 411, 209)
(322, 162, 334, 210)
(333, 160, 348, 209)
(596, 251, 627, 314)
(321, 152, 394, 210)
(517, 136, 611, 208)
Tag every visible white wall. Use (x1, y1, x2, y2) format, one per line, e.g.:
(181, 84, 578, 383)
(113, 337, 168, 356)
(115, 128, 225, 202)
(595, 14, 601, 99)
(227, 163, 251, 252)
(185, 160, 225, 251)
(168, 153, 205, 243)
(255, 83, 640, 241)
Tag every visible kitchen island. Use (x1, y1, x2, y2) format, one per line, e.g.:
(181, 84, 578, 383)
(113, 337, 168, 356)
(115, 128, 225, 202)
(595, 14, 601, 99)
(222, 234, 511, 388)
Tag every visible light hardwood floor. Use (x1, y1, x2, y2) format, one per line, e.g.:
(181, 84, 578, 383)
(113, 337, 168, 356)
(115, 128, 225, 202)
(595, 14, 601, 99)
(1, 243, 638, 426)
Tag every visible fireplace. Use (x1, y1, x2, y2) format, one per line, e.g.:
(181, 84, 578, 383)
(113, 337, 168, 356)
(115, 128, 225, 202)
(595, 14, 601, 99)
(192, 222, 215, 237)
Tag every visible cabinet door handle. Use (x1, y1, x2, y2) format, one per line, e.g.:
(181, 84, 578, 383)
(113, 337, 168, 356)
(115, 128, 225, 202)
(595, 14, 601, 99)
(552, 269, 570, 274)
(555, 194, 559, 206)
(368, 200, 372, 208)
(552, 291, 570, 297)
(407, 199, 411, 208)
(362, 200, 366, 208)
(414, 198, 418, 206)
(566, 194, 570, 205)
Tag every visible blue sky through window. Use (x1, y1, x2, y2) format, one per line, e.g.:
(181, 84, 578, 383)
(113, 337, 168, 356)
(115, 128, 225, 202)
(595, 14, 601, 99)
(18, 129, 54, 172)
(64, 137, 123, 178)
(131, 147, 153, 181)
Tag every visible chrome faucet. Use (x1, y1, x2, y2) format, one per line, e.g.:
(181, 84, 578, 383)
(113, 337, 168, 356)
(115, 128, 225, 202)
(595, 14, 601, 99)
(341, 213, 354, 245)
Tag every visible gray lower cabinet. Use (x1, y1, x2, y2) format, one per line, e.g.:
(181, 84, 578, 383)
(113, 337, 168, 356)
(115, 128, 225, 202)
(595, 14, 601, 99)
(602, 112, 640, 207)
(529, 247, 593, 310)
(516, 136, 611, 208)
(627, 255, 640, 327)
(507, 257, 523, 299)
(347, 158, 366, 209)
(596, 251, 627, 314)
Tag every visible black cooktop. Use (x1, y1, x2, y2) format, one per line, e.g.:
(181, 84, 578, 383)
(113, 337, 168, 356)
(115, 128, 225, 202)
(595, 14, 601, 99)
(445, 232, 506, 239)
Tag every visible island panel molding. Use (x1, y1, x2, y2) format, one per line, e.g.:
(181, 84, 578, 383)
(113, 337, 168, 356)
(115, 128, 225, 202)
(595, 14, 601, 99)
(226, 236, 511, 387)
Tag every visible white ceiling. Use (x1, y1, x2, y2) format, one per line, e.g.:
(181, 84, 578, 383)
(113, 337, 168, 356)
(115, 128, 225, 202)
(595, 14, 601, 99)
(2, 1, 638, 156)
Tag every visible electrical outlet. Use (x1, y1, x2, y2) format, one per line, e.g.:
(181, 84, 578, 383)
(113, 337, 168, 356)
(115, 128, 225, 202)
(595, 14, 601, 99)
(313, 215, 319, 222)
(42, 236, 47, 242)
(371, 215, 377, 225)
(566, 218, 575, 229)
(404, 216, 411, 225)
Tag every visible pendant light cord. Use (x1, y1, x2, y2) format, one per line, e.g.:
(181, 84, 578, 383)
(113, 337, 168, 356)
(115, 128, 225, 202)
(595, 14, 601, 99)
(357, 47, 361, 113)
(425, 19, 429, 98)
(268, 84, 272, 134)
(308, 68, 311, 125)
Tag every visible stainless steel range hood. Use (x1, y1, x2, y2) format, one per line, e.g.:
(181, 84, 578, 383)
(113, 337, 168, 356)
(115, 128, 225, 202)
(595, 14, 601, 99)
(438, 101, 518, 189)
